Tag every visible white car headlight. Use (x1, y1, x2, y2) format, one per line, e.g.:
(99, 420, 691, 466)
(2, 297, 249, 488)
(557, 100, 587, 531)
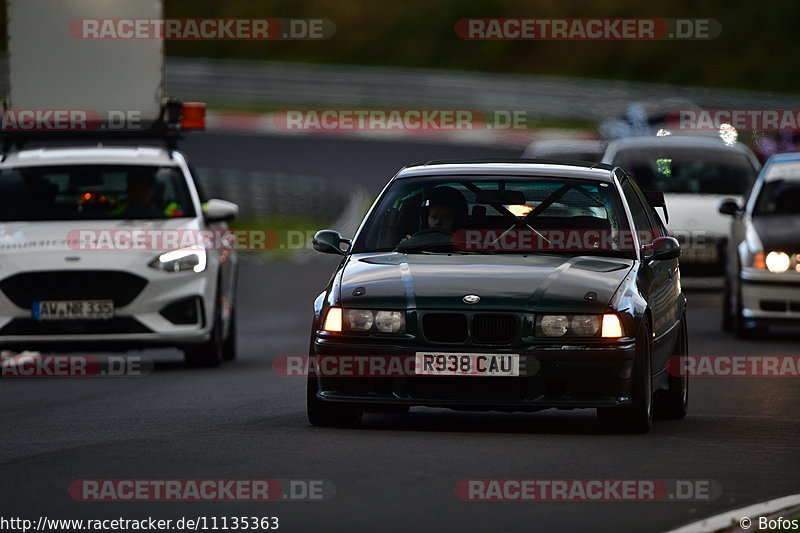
(149, 245, 207, 273)
(765, 251, 791, 273)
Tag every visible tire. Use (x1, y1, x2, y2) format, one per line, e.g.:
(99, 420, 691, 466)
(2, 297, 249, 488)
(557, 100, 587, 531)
(598, 320, 653, 433)
(306, 375, 363, 427)
(655, 317, 688, 420)
(183, 289, 224, 367)
(222, 306, 237, 361)
(721, 271, 733, 333)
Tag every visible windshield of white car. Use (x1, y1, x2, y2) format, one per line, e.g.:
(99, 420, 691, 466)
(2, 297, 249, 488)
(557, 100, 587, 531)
(613, 147, 757, 195)
(0, 165, 196, 221)
(353, 176, 636, 258)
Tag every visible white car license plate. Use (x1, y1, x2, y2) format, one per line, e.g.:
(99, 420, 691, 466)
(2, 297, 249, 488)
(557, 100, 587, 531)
(683, 245, 718, 263)
(32, 300, 114, 321)
(414, 352, 519, 376)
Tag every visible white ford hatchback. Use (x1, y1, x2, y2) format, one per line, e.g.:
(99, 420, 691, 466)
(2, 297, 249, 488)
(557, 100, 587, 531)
(0, 145, 239, 366)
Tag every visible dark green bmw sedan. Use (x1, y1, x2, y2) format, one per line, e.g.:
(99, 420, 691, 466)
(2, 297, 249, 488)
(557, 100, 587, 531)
(308, 160, 687, 433)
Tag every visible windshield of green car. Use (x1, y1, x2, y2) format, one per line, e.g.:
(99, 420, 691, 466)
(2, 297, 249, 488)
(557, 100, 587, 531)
(352, 176, 636, 258)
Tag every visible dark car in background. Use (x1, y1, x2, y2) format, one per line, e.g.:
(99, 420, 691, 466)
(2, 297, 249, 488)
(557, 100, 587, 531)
(603, 135, 760, 276)
(521, 139, 605, 162)
(720, 152, 800, 337)
(597, 99, 703, 141)
(307, 160, 688, 433)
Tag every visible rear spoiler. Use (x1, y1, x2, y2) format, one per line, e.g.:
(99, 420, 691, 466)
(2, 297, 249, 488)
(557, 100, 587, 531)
(645, 191, 669, 224)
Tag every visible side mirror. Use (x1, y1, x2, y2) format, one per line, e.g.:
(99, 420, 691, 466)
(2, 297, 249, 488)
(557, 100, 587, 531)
(645, 236, 681, 261)
(718, 199, 740, 216)
(313, 230, 349, 255)
(203, 199, 239, 223)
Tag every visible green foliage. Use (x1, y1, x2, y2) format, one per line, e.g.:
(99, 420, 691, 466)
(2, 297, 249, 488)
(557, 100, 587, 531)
(1, 1, 794, 93)
(159, 0, 800, 93)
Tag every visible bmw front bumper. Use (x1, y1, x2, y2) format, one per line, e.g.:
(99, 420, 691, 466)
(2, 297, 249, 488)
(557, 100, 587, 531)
(311, 335, 638, 411)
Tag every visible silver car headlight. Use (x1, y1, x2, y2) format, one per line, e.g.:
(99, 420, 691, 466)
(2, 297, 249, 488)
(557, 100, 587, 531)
(765, 251, 791, 273)
(148, 245, 207, 273)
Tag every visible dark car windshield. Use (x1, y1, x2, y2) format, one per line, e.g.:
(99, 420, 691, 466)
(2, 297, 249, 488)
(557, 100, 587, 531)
(613, 146, 757, 195)
(0, 165, 196, 221)
(352, 176, 634, 258)
(753, 163, 800, 215)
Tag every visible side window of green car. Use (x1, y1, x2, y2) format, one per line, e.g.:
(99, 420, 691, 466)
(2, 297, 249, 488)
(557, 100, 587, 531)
(627, 175, 668, 239)
(621, 178, 656, 246)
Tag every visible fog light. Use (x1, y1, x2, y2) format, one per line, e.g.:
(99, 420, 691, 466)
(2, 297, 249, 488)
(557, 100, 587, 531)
(159, 296, 201, 325)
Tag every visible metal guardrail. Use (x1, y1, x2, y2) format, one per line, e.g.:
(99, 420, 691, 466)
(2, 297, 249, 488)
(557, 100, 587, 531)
(1, 55, 799, 121)
(196, 167, 351, 222)
(196, 165, 369, 264)
(161, 57, 800, 121)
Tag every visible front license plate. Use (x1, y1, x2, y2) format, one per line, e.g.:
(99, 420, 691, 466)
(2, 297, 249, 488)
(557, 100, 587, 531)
(32, 300, 114, 321)
(414, 352, 520, 376)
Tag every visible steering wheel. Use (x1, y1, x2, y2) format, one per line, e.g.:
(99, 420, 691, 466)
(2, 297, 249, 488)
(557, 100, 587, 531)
(413, 227, 452, 237)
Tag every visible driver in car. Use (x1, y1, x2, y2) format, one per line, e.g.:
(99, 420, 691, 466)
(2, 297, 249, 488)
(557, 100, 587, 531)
(109, 170, 185, 218)
(397, 186, 468, 250)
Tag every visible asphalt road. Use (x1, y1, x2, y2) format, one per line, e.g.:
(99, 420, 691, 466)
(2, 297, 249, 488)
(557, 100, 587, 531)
(1, 133, 799, 533)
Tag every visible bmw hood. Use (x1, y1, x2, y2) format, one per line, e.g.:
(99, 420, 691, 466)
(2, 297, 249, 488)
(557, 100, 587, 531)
(338, 253, 633, 313)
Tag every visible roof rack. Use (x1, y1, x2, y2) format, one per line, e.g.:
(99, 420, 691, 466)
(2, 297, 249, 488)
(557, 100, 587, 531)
(0, 99, 206, 160)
